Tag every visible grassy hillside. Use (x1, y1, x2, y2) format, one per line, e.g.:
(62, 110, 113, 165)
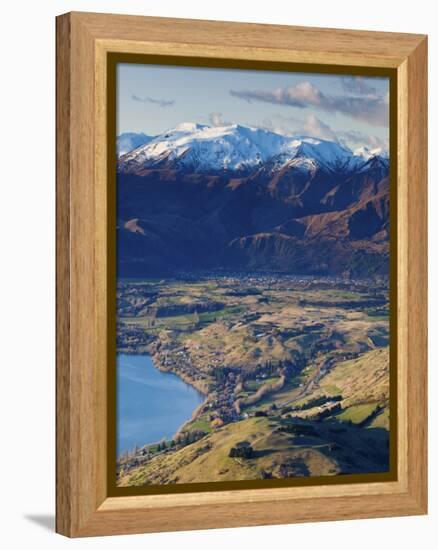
(295, 347, 389, 429)
(118, 348, 390, 486)
(118, 413, 389, 486)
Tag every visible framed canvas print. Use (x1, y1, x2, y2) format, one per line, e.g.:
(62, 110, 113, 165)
(56, 12, 428, 537)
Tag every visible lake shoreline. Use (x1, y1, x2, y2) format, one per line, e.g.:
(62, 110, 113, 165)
(146, 347, 208, 440)
(117, 345, 208, 394)
(116, 352, 205, 456)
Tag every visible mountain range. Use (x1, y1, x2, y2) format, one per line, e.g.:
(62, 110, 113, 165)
(116, 123, 390, 278)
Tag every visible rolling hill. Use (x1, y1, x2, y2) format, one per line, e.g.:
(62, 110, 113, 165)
(118, 348, 389, 485)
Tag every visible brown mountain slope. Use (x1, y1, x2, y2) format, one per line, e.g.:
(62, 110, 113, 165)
(276, 191, 389, 241)
(116, 155, 390, 277)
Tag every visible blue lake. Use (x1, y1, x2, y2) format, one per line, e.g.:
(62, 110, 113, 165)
(116, 353, 205, 456)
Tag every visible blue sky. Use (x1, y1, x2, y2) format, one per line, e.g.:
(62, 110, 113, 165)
(117, 63, 389, 151)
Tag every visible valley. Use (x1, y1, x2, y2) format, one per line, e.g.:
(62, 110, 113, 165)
(116, 272, 390, 485)
(115, 121, 391, 486)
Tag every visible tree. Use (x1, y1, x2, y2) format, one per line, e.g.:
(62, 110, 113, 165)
(229, 441, 253, 459)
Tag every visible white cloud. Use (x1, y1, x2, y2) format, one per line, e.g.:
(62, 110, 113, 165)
(337, 129, 389, 152)
(260, 114, 388, 153)
(260, 114, 338, 142)
(230, 80, 389, 127)
(341, 77, 377, 96)
(301, 114, 339, 142)
(209, 112, 231, 126)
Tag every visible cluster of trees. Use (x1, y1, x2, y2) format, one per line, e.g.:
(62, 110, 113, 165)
(311, 403, 342, 421)
(284, 394, 342, 413)
(212, 366, 239, 382)
(254, 360, 280, 377)
(250, 359, 302, 380)
(277, 423, 318, 436)
(175, 429, 206, 446)
(154, 429, 207, 454)
(228, 441, 254, 459)
(155, 440, 175, 452)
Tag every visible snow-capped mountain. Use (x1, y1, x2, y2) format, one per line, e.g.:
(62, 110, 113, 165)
(119, 122, 289, 172)
(117, 132, 153, 157)
(116, 122, 390, 278)
(118, 122, 387, 174)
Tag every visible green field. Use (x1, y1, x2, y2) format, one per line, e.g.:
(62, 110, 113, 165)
(335, 403, 379, 424)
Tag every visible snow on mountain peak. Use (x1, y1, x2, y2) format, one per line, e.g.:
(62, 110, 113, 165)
(116, 132, 153, 157)
(119, 123, 387, 173)
(353, 145, 388, 160)
(173, 122, 206, 133)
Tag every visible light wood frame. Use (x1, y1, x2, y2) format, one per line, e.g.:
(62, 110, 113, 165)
(56, 11, 428, 537)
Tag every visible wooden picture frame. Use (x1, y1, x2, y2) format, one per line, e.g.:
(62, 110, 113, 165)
(56, 11, 427, 537)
